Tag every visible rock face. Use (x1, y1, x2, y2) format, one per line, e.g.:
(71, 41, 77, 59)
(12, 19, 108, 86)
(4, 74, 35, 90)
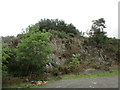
(51, 36, 66, 51)
(45, 34, 117, 73)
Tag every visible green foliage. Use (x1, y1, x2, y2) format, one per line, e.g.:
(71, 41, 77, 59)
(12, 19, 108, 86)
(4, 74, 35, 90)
(2, 44, 15, 77)
(103, 38, 120, 62)
(2, 36, 15, 45)
(65, 38, 73, 50)
(61, 69, 118, 80)
(2, 18, 119, 87)
(2, 36, 21, 48)
(68, 33, 75, 37)
(62, 38, 81, 59)
(16, 31, 52, 76)
(49, 30, 67, 38)
(88, 18, 107, 48)
(57, 65, 71, 75)
(70, 54, 80, 67)
(51, 68, 61, 77)
(26, 19, 80, 35)
(51, 65, 71, 76)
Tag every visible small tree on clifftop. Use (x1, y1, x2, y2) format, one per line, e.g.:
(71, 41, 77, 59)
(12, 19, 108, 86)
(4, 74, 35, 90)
(88, 18, 107, 49)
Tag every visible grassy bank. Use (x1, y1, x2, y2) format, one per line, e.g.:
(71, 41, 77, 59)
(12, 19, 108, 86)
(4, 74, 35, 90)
(3, 68, 118, 88)
(61, 69, 118, 80)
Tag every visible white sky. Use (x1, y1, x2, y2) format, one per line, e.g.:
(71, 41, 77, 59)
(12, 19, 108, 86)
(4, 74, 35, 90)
(0, 0, 119, 38)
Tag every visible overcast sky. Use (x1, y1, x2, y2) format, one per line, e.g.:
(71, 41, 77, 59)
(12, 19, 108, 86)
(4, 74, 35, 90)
(0, 0, 119, 38)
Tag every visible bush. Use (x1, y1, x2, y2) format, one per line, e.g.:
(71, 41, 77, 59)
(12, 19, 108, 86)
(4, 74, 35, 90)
(51, 68, 61, 77)
(15, 31, 52, 76)
(49, 30, 67, 38)
(58, 65, 71, 75)
(69, 54, 80, 67)
(2, 44, 16, 77)
(35, 19, 79, 34)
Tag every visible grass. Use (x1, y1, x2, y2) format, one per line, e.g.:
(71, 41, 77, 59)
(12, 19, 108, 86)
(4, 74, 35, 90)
(61, 69, 118, 80)
(3, 68, 118, 88)
(8, 83, 43, 88)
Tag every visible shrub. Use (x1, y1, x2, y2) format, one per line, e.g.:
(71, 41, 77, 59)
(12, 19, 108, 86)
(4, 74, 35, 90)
(51, 68, 61, 77)
(69, 54, 80, 67)
(16, 31, 52, 76)
(58, 65, 71, 75)
(49, 30, 67, 38)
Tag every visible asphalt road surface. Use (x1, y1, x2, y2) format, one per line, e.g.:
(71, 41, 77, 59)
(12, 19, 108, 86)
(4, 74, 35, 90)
(43, 76, 118, 88)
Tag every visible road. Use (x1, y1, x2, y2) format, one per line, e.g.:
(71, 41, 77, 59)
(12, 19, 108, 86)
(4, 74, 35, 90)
(43, 76, 118, 88)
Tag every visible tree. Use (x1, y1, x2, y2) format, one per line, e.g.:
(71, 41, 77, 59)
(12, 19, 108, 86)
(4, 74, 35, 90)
(88, 18, 107, 48)
(27, 19, 80, 35)
(2, 36, 21, 48)
(2, 36, 14, 46)
(2, 44, 15, 77)
(87, 18, 108, 61)
(16, 31, 52, 76)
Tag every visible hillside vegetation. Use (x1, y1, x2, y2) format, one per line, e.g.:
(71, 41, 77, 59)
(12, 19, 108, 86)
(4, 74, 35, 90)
(2, 18, 119, 88)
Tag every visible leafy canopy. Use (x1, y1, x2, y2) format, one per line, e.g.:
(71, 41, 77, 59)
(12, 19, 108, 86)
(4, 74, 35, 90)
(2, 44, 15, 77)
(26, 19, 80, 35)
(88, 18, 107, 48)
(16, 31, 52, 76)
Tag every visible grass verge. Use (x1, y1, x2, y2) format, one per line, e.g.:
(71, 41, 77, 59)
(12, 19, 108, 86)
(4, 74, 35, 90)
(61, 69, 118, 80)
(3, 69, 118, 88)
